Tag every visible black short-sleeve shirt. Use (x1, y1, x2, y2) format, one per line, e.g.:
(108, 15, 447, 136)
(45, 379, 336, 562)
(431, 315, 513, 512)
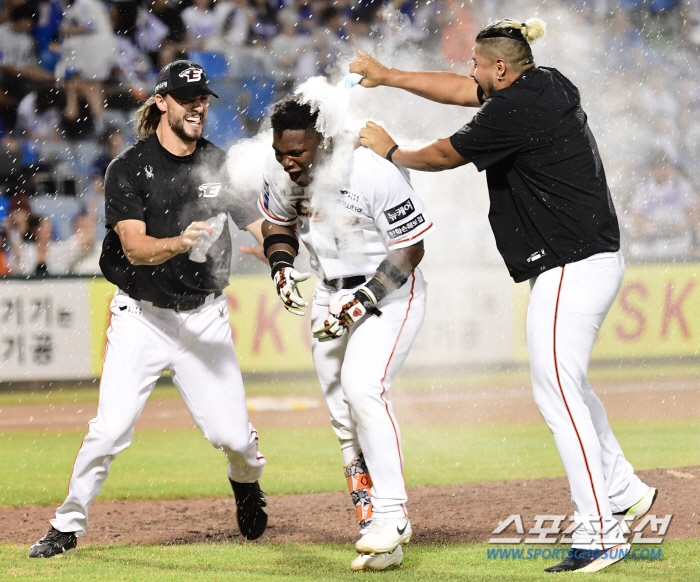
(100, 133, 259, 303)
(450, 67, 620, 283)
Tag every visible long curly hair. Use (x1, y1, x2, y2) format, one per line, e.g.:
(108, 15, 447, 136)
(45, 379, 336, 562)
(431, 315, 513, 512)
(133, 96, 161, 139)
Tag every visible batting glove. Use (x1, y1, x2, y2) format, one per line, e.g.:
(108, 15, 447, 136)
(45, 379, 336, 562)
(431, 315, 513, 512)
(312, 286, 382, 342)
(274, 267, 310, 316)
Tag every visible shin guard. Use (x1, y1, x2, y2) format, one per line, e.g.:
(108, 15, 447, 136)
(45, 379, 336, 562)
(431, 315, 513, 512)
(344, 452, 373, 529)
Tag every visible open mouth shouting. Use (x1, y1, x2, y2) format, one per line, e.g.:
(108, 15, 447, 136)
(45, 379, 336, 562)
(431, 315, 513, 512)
(185, 114, 202, 130)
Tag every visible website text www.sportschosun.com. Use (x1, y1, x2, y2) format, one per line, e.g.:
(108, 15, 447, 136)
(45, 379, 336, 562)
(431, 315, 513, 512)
(486, 547, 662, 560)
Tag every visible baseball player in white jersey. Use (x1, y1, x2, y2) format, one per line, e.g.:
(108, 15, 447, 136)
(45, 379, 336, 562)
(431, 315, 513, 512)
(29, 61, 267, 559)
(257, 96, 434, 571)
(352, 18, 657, 574)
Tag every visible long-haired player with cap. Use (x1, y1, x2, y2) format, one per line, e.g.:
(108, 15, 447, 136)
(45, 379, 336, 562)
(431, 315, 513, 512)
(351, 19, 657, 573)
(29, 60, 268, 559)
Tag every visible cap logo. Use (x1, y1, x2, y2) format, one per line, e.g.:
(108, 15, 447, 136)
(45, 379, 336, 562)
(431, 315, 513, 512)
(155, 81, 167, 92)
(179, 67, 203, 82)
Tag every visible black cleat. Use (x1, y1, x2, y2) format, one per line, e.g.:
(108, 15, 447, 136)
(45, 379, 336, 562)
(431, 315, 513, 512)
(229, 479, 268, 540)
(28, 526, 77, 558)
(544, 544, 629, 573)
(544, 554, 595, 573)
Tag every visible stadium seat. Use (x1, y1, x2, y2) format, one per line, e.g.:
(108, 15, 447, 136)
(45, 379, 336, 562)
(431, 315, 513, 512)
(204, 108, 246, 149)
(187, 51, 229, 79)
(239, 77, 276, 120)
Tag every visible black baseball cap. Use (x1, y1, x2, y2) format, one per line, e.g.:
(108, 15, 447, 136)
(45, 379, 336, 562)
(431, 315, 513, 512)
(155, 60, 219, 100)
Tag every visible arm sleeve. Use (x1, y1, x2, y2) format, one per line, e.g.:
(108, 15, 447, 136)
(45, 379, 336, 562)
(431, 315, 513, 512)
(362, 150, 435, 250)
(104, 157, 145, 226)
(449, 95, 525, 172)
(257, 163, 298, 226)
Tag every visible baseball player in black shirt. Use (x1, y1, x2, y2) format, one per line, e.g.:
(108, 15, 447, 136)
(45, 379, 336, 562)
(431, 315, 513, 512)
(30, 60, 268, 559)
(352, 18, 657, 573)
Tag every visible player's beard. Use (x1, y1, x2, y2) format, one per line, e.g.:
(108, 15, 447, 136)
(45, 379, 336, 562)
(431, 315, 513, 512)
(169, 110, 206, 143)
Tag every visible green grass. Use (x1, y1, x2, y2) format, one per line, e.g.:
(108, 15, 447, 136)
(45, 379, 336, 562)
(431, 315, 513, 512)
(1, 541, 698, 581)
(2, 419, 698, 507)
(2, 359, 700, 406)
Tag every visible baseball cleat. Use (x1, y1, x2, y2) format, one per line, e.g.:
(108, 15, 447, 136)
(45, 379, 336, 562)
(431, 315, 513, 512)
(229, 479, 268, 541)
(544, 544, 630, 573)
(355, 517, 412, 554)
(351, 545, 404, 571)
(28, 526, 77, 558)
(614, 487, 658, 527)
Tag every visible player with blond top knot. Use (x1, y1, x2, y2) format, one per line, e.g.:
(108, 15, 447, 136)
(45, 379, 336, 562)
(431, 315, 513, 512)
(352, 18, 658, 573)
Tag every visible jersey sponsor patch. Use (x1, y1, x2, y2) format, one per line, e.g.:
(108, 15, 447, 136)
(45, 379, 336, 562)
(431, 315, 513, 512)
(387, 213, 425, 239)
(384, 198, 415, 224)
(198, 183, 222, 197)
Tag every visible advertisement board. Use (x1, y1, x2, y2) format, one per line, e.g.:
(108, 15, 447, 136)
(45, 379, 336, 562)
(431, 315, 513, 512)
(0, 279, 92, 380)
(513, 264, 700, 362)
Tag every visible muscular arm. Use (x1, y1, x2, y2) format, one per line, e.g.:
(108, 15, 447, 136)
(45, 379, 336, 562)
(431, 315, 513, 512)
(349, 52, 481, 107)
(262, 219, 298, 261)
(359, 122, 470, 172)
(114, 219, 213, 266)
(239, 218, 267, 262)
(245, 217, 264, 244)
(374, 241, 424, 295)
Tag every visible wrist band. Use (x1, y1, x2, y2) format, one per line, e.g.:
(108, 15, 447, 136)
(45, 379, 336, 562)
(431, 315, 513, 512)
(377, 259, 409, 290)
(269, 249, 295, 279)
(264, 233, 299, 255)
(365, 277, 389, 304)
(386, 145, 399, 164)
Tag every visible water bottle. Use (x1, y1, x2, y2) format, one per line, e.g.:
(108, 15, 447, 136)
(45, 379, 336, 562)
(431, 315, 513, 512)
(189, 213, 227, 263)
(338, 73, 364, 89)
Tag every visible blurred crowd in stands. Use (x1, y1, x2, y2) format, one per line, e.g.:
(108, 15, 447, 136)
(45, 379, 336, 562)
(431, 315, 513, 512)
(0, 0, 699, 277)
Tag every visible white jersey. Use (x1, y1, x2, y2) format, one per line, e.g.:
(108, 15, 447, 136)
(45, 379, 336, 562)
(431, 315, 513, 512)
(258, 146, 435, 281)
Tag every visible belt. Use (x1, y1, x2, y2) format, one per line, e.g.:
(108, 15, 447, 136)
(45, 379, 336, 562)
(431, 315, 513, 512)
(323, 275, 368, 291)
(138, 291, 222, 312)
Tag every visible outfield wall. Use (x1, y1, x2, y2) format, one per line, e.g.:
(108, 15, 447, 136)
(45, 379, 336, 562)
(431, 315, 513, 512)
(0, 263, 698, 381)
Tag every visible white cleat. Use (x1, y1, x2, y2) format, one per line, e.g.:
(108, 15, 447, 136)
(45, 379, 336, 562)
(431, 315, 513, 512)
(579, 543, 631, 573)
(351, 545, 404, 571)
(614, 487, 658, 528)
(355, 517, 412, 555)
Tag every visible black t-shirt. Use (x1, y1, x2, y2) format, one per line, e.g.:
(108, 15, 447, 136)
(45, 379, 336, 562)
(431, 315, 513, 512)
(100, 134, 258, 303)
(450, 67, 620, 283)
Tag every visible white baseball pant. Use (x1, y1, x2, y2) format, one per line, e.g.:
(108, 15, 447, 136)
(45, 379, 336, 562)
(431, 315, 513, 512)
(310, 270, 426, 520)
(527, 251, 648, 550)
(52, 290, 265, 536)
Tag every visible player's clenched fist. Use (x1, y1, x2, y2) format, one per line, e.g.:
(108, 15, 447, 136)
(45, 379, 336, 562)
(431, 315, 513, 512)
(349, 51, 389, 88)
(359, 122, 397, 160)
(274, 267, 310, 316)
(312, 287, 382, 342)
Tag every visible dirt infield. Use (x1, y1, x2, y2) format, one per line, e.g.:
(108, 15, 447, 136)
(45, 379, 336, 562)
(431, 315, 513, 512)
(2, 378, 699, 432)
(2, 378, 698, 548)
(1, 466, 697, 548)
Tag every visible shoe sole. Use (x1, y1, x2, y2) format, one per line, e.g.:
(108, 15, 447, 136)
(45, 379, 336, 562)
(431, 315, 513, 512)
(355, 530, 412, 555)
(625, 487, 658, 526)
(351, 557, 403, 571)
(351, 546, 404, 571)
(29, 546, 76, 559)
(578, 543, 630, 573)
